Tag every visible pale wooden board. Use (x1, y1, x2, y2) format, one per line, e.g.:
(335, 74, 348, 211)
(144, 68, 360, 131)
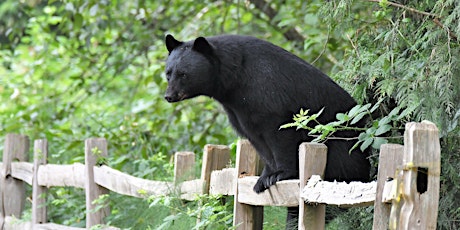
(4, 216, 119, 230)
(179, 179, 204, 200)
(298, 142, 328, 230)
(209, 168, 236, 195)
(37, 163, 85, 188)
(174, 151, 195, 182)
(372, 144, 403, 230)
(93, 165, 175, 198)
(200, 144, 231, 193)
(237, 176, 300, 207)
(301, 175, 377, 207)
(393, 121, 441, 229)
(232, 140, 264, 230)
(1, 134, 29, 223)
(382, 180, 396, 203)
(32, 139, 48, 225)
(35, 223, 86, 230)
(10, 162, 33, 185)
(4, 216, 32, 230)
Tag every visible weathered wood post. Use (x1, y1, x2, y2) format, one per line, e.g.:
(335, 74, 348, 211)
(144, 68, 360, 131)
(372, 144, 404, 229)
(195, 145, 230, 224)
(298, 143, 327, 230)
(85, 138, 110, 228)
(233, 139, 264, 230)
(0, 134, 29, 229)
(32, 139, 48, 226)
(389, 121, 441, 229)
(200, 144, 230, 194)
(174, 151, 195, 183)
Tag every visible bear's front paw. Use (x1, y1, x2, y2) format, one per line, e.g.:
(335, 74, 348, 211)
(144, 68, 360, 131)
(252, 170, 298, 194)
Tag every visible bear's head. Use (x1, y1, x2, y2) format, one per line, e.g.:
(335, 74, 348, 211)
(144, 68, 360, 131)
(164, 35, 217, 103)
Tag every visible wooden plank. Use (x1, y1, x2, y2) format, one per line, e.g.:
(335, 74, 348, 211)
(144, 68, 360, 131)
(301, 175, 376, 207)
(237, 176, 299, 206)
(372, 144, 403, 230)
(33, 139, 49, 226)
(4, 216, 119, 230)
(298, 142, 327, 230)
(37, 163, 85, 188)
(36, 223, 119, 230)
(200, 144, 230, 194)
(233, 139, 264, 230)
(390, 121, 441, 230)
(174, 151, 195, 183)
(4, 216, 32, 230)
(10, 162, 33, 185)
(382, 180, 396, 203)
(209, 168, 236, 195)
(179, 179, 204, 200)
(94, 165, 175, 198)
(1, 134, 29, 229)
(85, 138, 110, 228)
(35, 223, 85, 230)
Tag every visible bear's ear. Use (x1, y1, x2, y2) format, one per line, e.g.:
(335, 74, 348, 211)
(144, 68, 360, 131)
(192, 37, 213, 56)
(165, 34, 183, 53)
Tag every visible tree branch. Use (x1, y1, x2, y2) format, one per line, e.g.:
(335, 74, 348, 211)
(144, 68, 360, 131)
(366, 0, 438, 18)
(248, 0, 305, 44)
(367, 0, 458, 41)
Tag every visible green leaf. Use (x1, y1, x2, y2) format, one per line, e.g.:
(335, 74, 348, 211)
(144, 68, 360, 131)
(372, 137, 388, 149)
(388, 107, 401, 118)
(375, 124, 392, 136)
(73, 13, 83, 30)
(311, 108, 324, 119)
(358, 104, 371, 114)
(349, 141, 361, 153)
(358, 132, 368, 141)
(360, 137, 373, 152)
(350, 112, 367, 125)
(347, 104, 362, 117)
(336, 113, 349, 121)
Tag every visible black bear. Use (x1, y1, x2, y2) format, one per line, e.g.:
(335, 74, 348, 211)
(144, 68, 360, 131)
(164, 34, 370, 225)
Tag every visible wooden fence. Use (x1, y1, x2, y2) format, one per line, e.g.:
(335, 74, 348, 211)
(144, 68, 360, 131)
(0, 121, 440, 230)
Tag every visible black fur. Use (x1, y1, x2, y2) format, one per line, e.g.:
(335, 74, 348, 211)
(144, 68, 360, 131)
(164, 34, 370, 225)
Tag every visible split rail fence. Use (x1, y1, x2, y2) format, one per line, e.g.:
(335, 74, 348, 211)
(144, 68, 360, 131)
(0, 121, 441, 229)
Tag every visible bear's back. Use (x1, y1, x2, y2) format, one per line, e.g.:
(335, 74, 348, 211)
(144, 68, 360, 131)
(204, 35, 356, 121)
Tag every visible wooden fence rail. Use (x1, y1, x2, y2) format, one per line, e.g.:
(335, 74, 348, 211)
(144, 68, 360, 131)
(0, 135, 234, 230)
(0, 121, 441, 230)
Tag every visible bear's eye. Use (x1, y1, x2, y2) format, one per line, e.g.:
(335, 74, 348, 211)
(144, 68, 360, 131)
(178, 72, 187, 78)
(166, 70, 172, 81)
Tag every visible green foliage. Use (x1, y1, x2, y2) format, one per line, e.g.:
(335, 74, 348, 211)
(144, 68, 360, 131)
(281, 101, 409, 152)
(320, 0, 460, 229)
(0, 0, 459, 229)
(148, 194, 234, 230)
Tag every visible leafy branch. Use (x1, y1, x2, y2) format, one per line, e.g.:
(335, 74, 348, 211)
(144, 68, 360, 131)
(281, 100, 409, 151)
(367, 0, 458, 41)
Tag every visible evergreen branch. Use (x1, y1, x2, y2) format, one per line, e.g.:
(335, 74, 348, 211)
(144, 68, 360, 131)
(433, 18, 458, 41)
(366, 0, 438, 18)
(367, 0, 458, 42)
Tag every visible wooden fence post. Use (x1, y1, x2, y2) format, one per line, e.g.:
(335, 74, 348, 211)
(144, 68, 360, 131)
(372, 144, 404, 230)
(0, 134, 29, 229)
(32, 139, 48, 226)
(298, 142, 327, 230)
(233, 139, 264, 230)
(174, 151, 195, 183)
(200, 144, 230, 194)
(85, 138, 110, 228)
(389, 121, 441, 229)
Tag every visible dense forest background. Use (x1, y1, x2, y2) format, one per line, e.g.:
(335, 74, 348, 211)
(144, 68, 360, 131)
(1, 0, 459, 229)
